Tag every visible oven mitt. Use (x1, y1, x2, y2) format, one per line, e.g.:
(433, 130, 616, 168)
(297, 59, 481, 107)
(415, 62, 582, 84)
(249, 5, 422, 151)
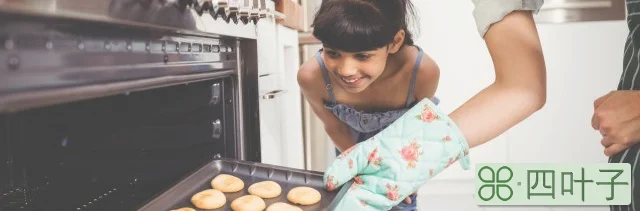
(324, 98, 471, 211)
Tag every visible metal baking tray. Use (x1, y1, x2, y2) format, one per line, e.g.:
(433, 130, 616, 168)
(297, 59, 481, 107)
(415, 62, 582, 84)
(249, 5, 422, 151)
(137, 158, 352, 211)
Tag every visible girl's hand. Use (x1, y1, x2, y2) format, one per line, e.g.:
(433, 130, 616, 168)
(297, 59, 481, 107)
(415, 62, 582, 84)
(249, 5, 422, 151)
(403, 192, 416, 204)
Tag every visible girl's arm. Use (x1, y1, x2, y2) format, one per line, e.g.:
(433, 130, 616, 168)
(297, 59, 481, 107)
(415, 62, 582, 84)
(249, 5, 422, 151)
(297, 62, 356, 152)
(450, 10, 546, 148)
(307, 95, 356, 152)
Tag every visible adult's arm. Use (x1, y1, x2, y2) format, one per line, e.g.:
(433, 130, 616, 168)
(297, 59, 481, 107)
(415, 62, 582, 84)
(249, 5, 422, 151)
(451, 0, 547, 148)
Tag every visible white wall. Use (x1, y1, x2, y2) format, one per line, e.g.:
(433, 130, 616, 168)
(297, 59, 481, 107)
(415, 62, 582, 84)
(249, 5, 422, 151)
(508, 21, 627, 164)
(411, 0, 629, 198)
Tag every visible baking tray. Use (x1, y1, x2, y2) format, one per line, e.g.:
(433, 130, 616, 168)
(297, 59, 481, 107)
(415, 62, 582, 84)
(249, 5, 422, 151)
(137, 158, 352, 211)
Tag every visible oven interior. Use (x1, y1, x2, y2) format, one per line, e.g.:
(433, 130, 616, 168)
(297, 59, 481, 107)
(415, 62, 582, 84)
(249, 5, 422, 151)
(1, 77, 237, 211)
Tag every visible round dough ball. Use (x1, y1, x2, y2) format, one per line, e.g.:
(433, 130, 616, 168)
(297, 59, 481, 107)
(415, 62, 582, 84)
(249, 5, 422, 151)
(287, 186, 321, 205)
(230, 195, 266, 211)
(211, 174, 245, 192)
(266, 202, 303, 211)
(190, 189, 226, 210)
(248, 181, 282, 199)
(170, 208, 196, 211)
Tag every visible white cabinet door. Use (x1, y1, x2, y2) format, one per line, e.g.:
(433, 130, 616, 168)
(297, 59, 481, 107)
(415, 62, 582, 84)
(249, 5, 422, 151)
(258, 74, 285, 166)
(275, 25, 305, 169)
(258, 90, 283, 166)
(257, 14, 284, 166)
(256, 15, 305, 169)
(257, 16, 278, 76)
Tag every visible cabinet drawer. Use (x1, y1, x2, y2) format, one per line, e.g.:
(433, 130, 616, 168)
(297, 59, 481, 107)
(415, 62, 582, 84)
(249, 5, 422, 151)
(258, 74, 281, 95)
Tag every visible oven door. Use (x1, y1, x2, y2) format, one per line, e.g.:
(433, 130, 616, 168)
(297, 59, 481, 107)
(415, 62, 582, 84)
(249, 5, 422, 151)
(0, 76, 238, 211)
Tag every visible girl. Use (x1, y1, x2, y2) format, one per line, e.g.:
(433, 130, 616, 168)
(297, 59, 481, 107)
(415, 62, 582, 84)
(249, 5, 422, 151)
(299, 0, 546, 210)
(297, 0, 435, 210)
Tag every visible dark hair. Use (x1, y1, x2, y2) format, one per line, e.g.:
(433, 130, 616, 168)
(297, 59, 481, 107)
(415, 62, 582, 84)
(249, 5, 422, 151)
(311, 0, 419, 52)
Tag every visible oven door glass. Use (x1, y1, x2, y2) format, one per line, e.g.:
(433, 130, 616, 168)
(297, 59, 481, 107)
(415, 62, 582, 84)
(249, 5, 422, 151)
(0, 78, 236, 211)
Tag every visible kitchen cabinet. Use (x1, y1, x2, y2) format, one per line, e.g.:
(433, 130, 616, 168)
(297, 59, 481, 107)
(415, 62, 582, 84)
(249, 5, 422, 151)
(274, 24, 305, 169)
(256, 7, 305, 169)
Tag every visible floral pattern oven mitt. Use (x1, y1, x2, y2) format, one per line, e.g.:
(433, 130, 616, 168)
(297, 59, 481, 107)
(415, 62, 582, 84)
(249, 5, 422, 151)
(324, 98, 471, 211)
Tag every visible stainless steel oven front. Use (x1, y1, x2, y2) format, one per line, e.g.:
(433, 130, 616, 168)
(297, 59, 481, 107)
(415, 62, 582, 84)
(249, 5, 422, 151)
(0, 0, 270, 210)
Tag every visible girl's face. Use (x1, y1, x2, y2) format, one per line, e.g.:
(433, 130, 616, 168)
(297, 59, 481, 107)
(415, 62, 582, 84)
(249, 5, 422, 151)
(322, 46, 391, 93)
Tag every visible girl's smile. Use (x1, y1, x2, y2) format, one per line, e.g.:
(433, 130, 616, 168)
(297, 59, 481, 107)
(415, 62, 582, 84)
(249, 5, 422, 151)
(338, 74, 368, 87)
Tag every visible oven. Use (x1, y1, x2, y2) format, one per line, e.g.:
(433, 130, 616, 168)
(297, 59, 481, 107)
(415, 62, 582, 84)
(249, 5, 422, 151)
(0, 0, 349, 210)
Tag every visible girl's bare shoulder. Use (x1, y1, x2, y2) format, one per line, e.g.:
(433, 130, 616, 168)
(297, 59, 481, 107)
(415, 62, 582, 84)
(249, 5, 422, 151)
(413, 49, 441, 99)
(297, 56, 328, 100)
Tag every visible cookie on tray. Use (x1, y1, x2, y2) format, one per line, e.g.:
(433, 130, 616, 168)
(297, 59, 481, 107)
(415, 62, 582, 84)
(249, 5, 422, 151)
(287, 186, 321, 205)
(211, 174, 245, 192)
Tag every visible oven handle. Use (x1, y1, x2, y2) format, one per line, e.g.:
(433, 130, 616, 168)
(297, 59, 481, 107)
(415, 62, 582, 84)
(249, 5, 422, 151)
(261, 90, 286, 99)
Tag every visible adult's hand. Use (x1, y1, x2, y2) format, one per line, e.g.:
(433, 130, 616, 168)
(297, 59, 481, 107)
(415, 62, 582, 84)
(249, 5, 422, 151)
(323, 98, 471, 210)
(592, 90, 640, 156)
